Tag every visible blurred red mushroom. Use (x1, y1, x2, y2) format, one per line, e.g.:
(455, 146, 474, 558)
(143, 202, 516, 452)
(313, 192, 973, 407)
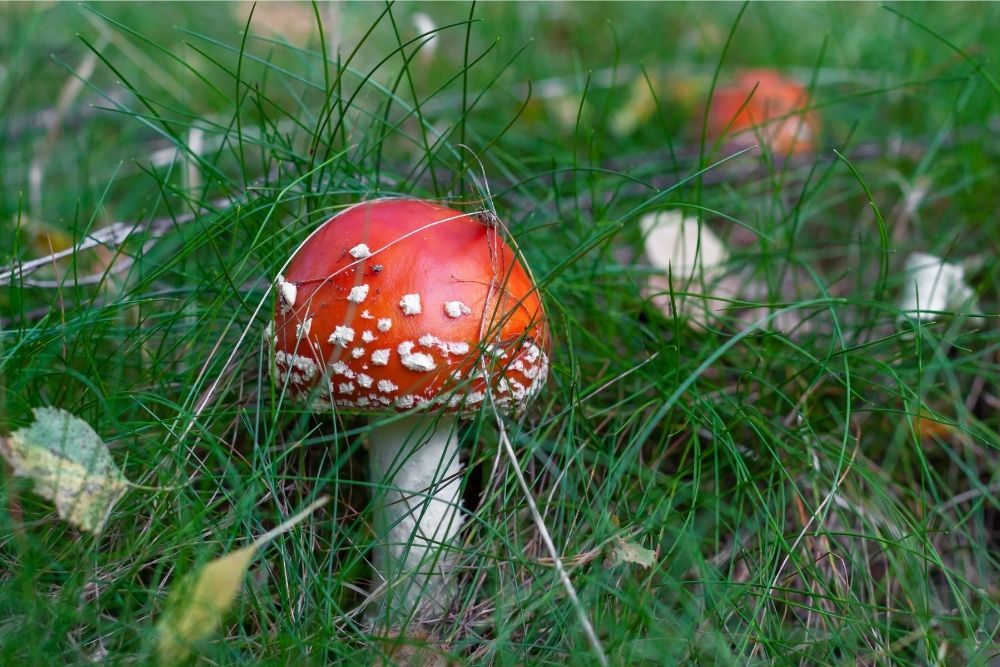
(705, 69, 820, 156)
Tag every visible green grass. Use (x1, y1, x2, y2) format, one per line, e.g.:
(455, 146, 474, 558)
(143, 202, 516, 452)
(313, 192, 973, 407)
(2, 1, 999, 664)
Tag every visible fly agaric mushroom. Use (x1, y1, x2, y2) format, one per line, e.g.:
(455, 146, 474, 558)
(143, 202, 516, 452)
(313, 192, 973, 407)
(271, 198, 549, 619)
(705, 69, 820, 156)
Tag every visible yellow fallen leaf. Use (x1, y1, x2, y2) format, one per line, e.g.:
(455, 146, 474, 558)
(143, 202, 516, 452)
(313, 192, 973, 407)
(0, 407, 129, 534)
(538, 80, 589, 131)
(29, 226, 74, 255)
(611, 73, 704, 136)
(156, 545, 257, 665)
(610, 538, 657, 569)
(155, 496, 329, 666)
(611, 76, 660, 137)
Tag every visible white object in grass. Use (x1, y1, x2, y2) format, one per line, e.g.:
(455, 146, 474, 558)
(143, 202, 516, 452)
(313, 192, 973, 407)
(897, 252, 976, 322)
(412, 12, 439, 61)
(641, 210, 731, 328)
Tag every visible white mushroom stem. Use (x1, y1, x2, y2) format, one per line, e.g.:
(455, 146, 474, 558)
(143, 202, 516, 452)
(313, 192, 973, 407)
(368, 414, 464, 620)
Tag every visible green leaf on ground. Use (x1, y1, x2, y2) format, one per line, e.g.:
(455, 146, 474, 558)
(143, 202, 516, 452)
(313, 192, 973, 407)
(0, 406, 130, 534)
(611, 538, 657, 569)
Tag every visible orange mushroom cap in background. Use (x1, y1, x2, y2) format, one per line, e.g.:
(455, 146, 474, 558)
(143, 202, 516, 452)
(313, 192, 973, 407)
(271, 198, 550, 415)
(705, 69, 820, 156)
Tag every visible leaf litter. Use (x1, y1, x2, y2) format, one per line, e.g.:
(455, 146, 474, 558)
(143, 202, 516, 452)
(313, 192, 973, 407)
(0, 406, 130, 534)
(155, 496, 329, 666)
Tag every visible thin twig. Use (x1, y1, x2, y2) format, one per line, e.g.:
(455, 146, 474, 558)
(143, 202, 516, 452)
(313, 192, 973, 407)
(0, 197, 229, 286)
(932, 481, 1000, 515)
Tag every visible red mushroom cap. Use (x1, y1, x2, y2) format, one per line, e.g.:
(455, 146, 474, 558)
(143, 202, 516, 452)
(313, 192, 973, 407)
(272, 198, 550, 414)
(706, 69, 820, 156)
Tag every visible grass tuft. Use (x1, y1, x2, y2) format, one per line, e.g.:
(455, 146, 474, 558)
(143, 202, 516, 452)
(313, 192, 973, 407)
(1, 2, 998, 664)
